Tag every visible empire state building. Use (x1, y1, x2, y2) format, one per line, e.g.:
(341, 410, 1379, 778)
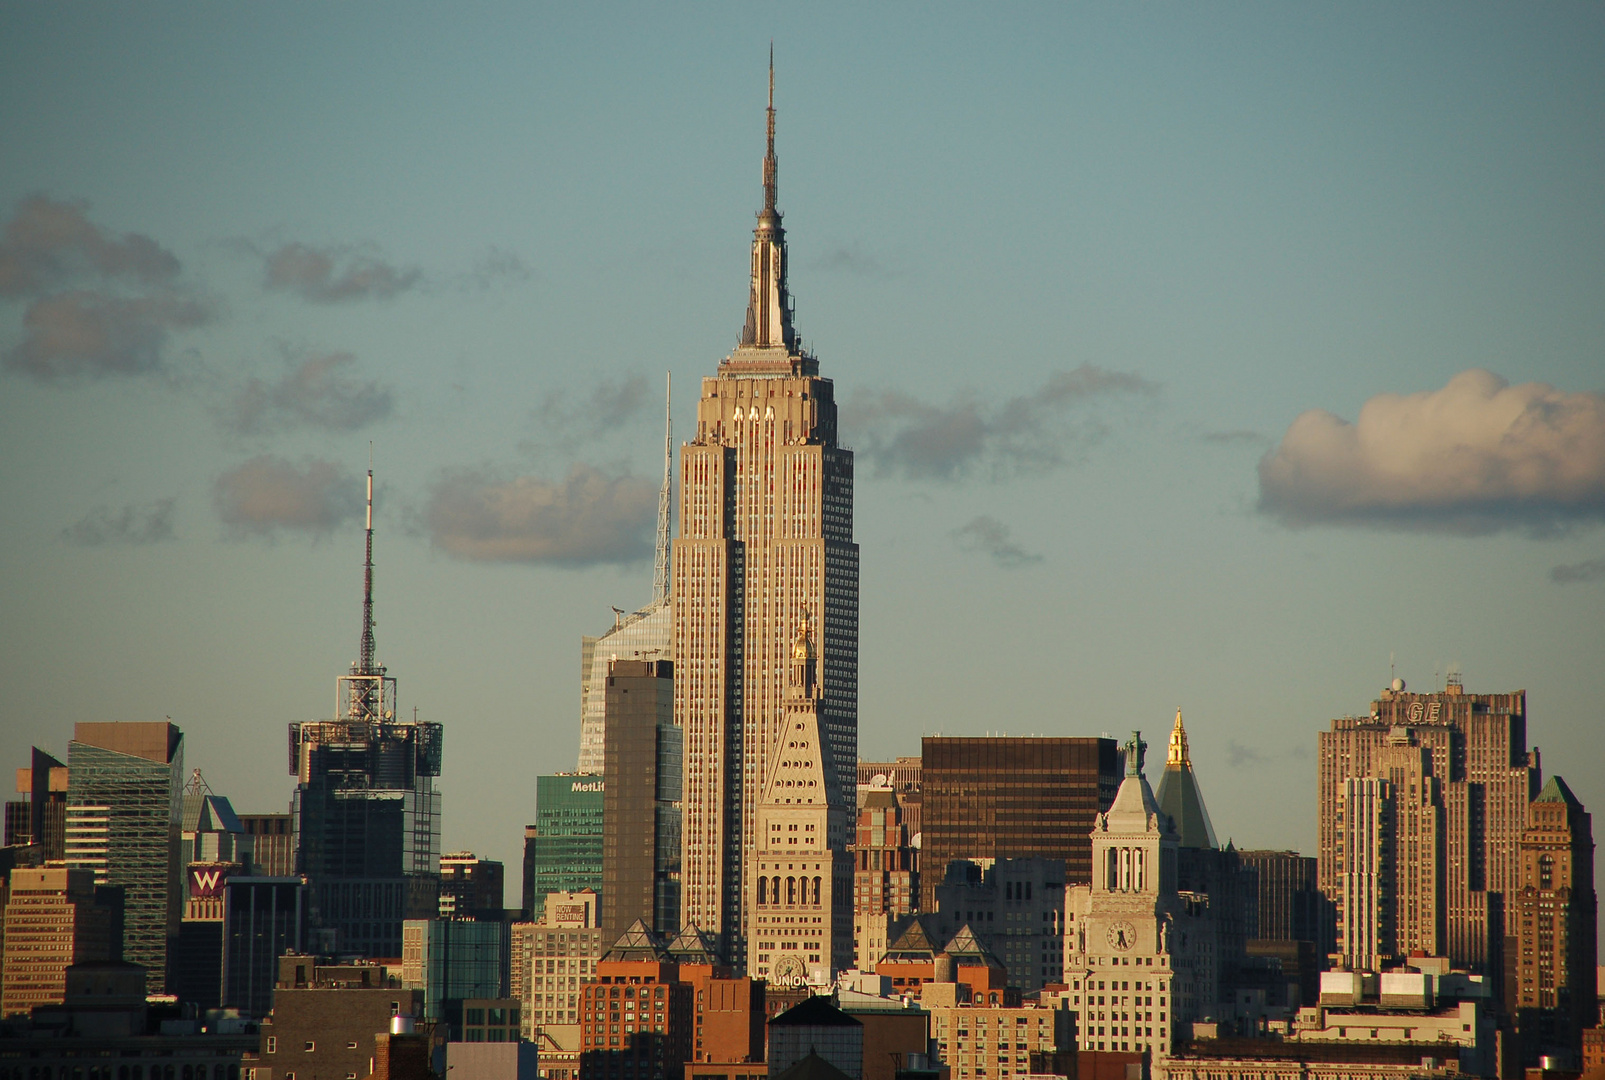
(675, 60, 858, 970)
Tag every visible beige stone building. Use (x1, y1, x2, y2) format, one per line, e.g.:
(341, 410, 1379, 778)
(676, 62, 857, 971)
(512, 889, 604, 1040)
(923, 981, 1075, 1080)
(1318, 678, 1538, 980)
(1063, 731, 1216, 1060)
(1, 866, 114, 1018)
(746, 622, 853, 982)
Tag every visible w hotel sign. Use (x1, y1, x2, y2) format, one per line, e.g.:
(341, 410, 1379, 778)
(189, 862, 236, 898)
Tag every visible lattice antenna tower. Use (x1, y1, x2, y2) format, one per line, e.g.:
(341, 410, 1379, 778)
(343, 465, 394, 723)
(652, 372, 672, 605)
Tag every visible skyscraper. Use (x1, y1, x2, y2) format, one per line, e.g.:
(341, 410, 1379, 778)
(1512, 776, 1596, 1067)
(1317, 675, 1539, 982)
(675, 58, 858, 969)
(601, 659, 681, 940)
(64, 721, 184, 993)
(289, 470, 443, 957)
(528, 775, 605, 923)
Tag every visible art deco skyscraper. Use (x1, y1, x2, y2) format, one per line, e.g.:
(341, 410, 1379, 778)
(675, 59, 858, 969)
(1317, 675, 1538, 983)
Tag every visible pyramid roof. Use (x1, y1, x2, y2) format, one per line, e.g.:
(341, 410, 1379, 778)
(1152, 711, 1217, 848)
(761, 705, 840, 809)
(770, 995, 862, 1028)
(1535, 775, 1583, 807)
(603, 919, 669, 962)
(881, 915, 942, 960)
(665, 924, 720, 964)
(774, 1052, 854, 1080)
(940, 924, 1004, 969)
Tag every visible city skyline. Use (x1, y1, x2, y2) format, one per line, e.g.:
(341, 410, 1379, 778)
(1, 6, 1602, 956)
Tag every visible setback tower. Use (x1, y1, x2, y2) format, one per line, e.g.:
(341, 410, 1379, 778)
(676, 56, 859, 969)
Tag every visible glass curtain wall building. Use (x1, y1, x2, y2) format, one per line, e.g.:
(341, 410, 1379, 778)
(527, 775, 604, 923)
(64, 721, 184, 994)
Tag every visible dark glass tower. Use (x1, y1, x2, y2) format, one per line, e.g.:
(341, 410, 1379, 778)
(289, 470, 442, 957)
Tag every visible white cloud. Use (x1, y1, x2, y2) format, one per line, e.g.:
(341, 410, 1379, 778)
(1259, 369, 1605, 536)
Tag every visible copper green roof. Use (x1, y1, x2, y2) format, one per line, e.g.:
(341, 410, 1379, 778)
(1534, 775, 1582, 806)
(1154, 710, 1218, 849)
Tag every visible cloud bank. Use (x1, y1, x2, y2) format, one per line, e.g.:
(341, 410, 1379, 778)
(262, 242, 420, 303)
(845, 364, 1159, 482)
(62, 498, 176, 546)
(951, 515, 1042, 568)
(214, 456, 362, 537)
(426, 465, 657, 566)
(0, 196, 212, 381)
(1550, 558, 1605, 585)
(533, 375, 651, 444)
(228, 352, 393, 434)
(0, 195, 179, 296)
(1258, 369, 1605, 536)
(6, 291, 212, 380)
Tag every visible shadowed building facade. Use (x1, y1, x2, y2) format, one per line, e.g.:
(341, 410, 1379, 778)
(919, 737, 1120, 910)
(676, 60, 857, 970)
(1512, 775, 1596, 1068)
(602, 659, 682, 939)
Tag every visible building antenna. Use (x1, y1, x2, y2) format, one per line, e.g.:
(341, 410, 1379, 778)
(763, 43, 777, 212)
(652, 371, 672, 605)
(361, 458, 376, 676)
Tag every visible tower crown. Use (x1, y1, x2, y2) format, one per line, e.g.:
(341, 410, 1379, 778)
(1167, 709, 1190, 767)
(738, 49, 798, 353)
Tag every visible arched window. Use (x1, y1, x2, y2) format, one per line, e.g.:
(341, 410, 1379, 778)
(787, 877, 796, 905)
(757, 877, 767, 905)
(812, 877, 821, 905)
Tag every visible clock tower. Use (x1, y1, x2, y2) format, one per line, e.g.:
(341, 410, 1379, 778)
(745, 618, 854, 984)
(1063, 730, 1217, 1059)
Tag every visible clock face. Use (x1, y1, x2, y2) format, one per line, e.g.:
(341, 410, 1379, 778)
(773, 954, 806, 984)
(1106, 920, 1137, 952)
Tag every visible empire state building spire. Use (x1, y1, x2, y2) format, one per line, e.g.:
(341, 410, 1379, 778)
(739, 48, 797, 352)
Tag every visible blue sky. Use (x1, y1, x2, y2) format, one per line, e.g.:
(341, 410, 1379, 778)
(2, 4, 1602, 945)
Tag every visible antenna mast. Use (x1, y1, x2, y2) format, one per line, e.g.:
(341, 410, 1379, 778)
(653, 372, 672, 605)
(763, 44, 777, 212)
(361, 468, 376, 674)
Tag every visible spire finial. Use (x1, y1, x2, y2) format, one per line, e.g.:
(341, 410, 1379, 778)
(1167, 708, 1190, 768)
(652, 371, 672, 605)
(764, 43, 777, 212)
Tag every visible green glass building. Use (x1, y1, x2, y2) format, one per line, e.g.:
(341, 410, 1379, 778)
(65, 722, 184, 994)
(523, 774, 603, 922)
